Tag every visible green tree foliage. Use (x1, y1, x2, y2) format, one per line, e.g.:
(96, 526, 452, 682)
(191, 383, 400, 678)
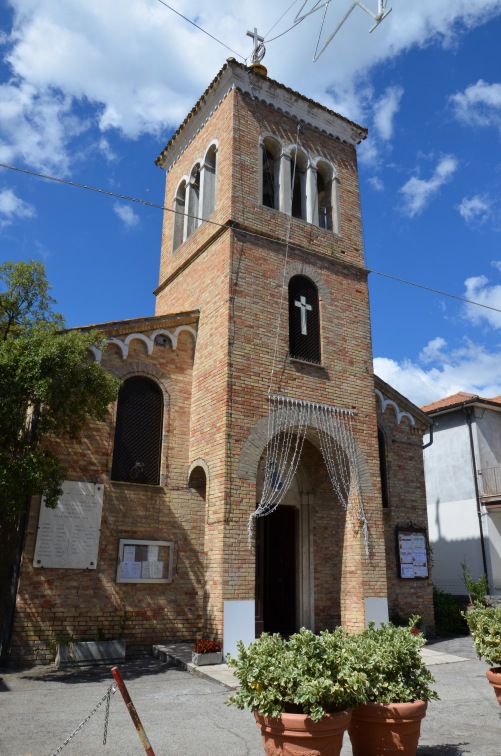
(0, 260, 119, 520)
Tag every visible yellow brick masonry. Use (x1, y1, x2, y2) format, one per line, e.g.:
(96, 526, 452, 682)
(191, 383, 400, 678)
(10, 63, 433, 662)
(12, 314, 205, 663)
(155, 80, 388, 635)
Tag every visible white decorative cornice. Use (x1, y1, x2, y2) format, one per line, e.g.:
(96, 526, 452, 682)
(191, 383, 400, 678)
(375, 388, 415, 426)
(89, 325, 197, 363)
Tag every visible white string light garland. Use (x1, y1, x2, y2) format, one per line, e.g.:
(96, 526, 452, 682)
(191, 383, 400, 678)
(249, 394, 369, 554)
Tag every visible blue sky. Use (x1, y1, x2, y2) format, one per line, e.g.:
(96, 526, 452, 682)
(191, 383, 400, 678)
(2, 0, 501, 406)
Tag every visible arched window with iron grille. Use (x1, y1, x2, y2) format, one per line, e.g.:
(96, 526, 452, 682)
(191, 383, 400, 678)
(111, 377, 164, 485)
(288, 275, 321, 363)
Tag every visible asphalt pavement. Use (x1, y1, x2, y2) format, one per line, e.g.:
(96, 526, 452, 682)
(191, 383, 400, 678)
(0, 636, 500, 756)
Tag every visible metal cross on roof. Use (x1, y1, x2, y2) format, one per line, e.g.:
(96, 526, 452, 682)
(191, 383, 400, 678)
(294, 0, 392, 61)
(246, 27, 266, 64)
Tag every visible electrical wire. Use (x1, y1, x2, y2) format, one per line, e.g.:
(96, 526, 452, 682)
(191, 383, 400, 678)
(369, 270, 501, 315)
(155, 0, 246, 61)
(264, 0, 302, 39)
(1, 161, 500, 319)
(265, 20, 306, 45)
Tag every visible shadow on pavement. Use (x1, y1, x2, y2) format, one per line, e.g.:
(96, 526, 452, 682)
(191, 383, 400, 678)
(2, 654, 175, 685)
(417, 745, 470, 755)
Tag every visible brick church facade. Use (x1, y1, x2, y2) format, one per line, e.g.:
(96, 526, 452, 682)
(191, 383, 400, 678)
(5, 60, 434, 663)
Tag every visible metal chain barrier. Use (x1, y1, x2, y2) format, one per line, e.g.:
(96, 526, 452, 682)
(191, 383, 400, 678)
(49, 682, 116, 755)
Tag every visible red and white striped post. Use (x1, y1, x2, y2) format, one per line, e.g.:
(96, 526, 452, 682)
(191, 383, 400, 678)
(111, 666, 156, 756)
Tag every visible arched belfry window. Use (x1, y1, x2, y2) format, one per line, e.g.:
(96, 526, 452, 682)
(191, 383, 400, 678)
(202, 144, 217, 218)
(186, 164, 200, 237)
(173, 180, 187, 252)
(288, 275, 321, 363)
(290, 149, 307, 220)
(172, 141, 218, 252)
(378, 427, 390, 508)
(316, 162, 333, 230)
(261, 137, 281, 210)
(111, 377, 164, 485)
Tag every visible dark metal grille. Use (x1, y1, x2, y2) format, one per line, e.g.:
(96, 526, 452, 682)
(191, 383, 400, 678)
(111, 378, 163, 485)
(262, 149, 275, 209)
(288, 276, 321, 363)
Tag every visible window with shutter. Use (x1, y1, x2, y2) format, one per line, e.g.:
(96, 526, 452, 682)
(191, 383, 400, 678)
(111, 377, 164, 485)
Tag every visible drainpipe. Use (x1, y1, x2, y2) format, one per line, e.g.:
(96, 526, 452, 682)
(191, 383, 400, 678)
(463, 408, 489, 582)
(422, 422, 434, 450)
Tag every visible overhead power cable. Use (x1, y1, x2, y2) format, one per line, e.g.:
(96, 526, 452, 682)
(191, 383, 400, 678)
(264, 0, 304, 41)
(155, 0, 246, 61)
(370, 270, 501, 315)
(1, 161, 500, 319)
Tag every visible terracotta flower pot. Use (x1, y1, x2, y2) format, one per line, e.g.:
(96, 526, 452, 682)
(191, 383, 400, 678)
(254, 709, 351, 755)
(349, 700, 427, 756)
(486, 667, 501, 707)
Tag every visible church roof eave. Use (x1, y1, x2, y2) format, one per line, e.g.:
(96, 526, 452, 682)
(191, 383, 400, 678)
(155, 58, 368, 170)
(71, 310, 200, 336)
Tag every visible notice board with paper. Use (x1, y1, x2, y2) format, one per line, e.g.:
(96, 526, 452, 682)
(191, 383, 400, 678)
(397, 528, 429, 579)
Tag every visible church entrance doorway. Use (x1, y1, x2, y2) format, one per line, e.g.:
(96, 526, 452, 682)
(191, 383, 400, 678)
(255, 504, 298, 636)
(254, 450, 316, 637)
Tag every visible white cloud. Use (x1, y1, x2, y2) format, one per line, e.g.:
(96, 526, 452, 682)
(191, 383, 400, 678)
(458, 194, 492, 224)
(399, 155, 458, 217)
(2, 1, 501, 170)
(113, 202, 139, 228)
(419, 336, 447, 364)
(368, 176, 384, 191)
(0, 187, 36, 227)
(375, 337, 501, 407)
(97, 138, 118, 163)
(373, 85, 404, 141)
(450, 79, 501, 133)
(0, 80, 83, 174)
(463, 272, 501, 329)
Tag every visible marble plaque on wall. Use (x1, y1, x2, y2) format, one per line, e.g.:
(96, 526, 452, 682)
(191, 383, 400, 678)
(33, 481, 104, 569)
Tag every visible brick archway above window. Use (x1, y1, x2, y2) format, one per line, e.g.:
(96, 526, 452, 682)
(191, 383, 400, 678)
(111, 360, 174, 399)
(278, 262, 331, 304)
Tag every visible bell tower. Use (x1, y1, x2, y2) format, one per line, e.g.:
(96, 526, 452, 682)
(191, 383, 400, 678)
(154, 59, 388, 645)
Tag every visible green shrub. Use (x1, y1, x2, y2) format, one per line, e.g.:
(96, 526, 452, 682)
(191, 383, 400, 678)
(461, 563, 489, 606)
(351, 620, 439, 704)
(226, 628, 368, 722)
(433, 586, 468, 637)
(462, 606, 501, 666)
(227, 621, 439, 722)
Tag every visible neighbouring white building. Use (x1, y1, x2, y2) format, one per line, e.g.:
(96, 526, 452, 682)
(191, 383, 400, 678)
(422, 392, 501, 596)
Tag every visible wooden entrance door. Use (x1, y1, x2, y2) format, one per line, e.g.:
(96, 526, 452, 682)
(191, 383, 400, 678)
(255, 505, 297, 636)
